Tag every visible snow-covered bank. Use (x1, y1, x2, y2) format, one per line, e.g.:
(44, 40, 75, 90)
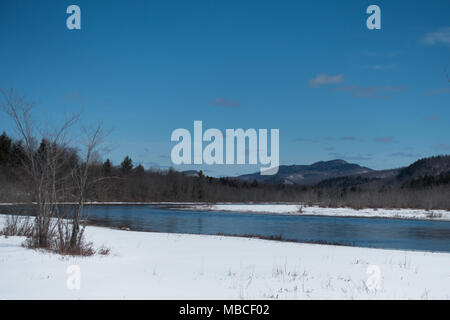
(3, 202, 450, 221)
(0, 219, 449, 299)
(185, 204, 450, 221)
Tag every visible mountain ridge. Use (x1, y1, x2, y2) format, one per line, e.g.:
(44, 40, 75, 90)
(236, 155, 450, 187)
(237, 159, 376, 185)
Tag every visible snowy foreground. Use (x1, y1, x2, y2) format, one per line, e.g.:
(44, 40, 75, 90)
(0, 221, 449, 299)
(186, 204, 450, 221)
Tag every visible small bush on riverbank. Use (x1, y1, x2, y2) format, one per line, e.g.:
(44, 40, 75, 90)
(0, 215, 33, 237)
(1, 215, 104, 257)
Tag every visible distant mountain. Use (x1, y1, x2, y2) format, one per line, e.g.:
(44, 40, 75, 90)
(315, 168, 401, 189)
(181, 170, 200, 177)
(236, 155, 450, 188)
(181, 156, 450, 189)
(237, 159, 374, 185)
(317, 155, 450, 190)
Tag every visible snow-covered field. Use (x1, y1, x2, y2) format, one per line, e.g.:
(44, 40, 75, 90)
(185, 204, 450, 221)
(0, 217, 449, 299)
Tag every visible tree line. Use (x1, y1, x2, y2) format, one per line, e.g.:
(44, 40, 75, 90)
(1, 125, 450, 210)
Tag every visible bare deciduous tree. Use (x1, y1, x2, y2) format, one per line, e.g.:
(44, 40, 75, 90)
(0, 89, 79, 247)
(0, 89, 108, 253)
(59, 122, 109, 251)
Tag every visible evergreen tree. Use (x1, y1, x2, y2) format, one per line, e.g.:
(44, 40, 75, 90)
(135, 164, 145, 174)
(36, 138, 50, 161)
(102, 158, 112, 176)
(121, 156, 133, 173)
(9, 141, 26, 167)
(197, 170, 205, 200)
(0, 132, 12, 165)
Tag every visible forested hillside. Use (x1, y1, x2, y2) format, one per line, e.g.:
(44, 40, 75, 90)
(1, 131, 450, 209)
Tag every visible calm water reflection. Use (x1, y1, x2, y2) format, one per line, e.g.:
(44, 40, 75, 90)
(85, 205, 450, 253)
(2, 204, 450, 252)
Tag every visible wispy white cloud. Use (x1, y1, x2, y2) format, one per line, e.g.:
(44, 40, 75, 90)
(293, 137, 319, 143)
(426, 87, 450, 95)
(209, 97, 240, 108)
(363, 51, 400, 58)
(308, 74, 344, 88)
(63, 91, 83, 100)
(328, 152, 372, 161)
(364, 64, 394, 70)
(335, 85, 406, 99)
(389, 152, 421, 158)
(375, 136, 396, 144)
(422, 27, 450, 45)
(341, 136, 358, 141)
(432, 143, 450, 151)
(426, 115, 440, 122)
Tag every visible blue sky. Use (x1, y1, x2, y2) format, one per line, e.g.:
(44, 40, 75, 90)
(0, 0, 449, 176)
